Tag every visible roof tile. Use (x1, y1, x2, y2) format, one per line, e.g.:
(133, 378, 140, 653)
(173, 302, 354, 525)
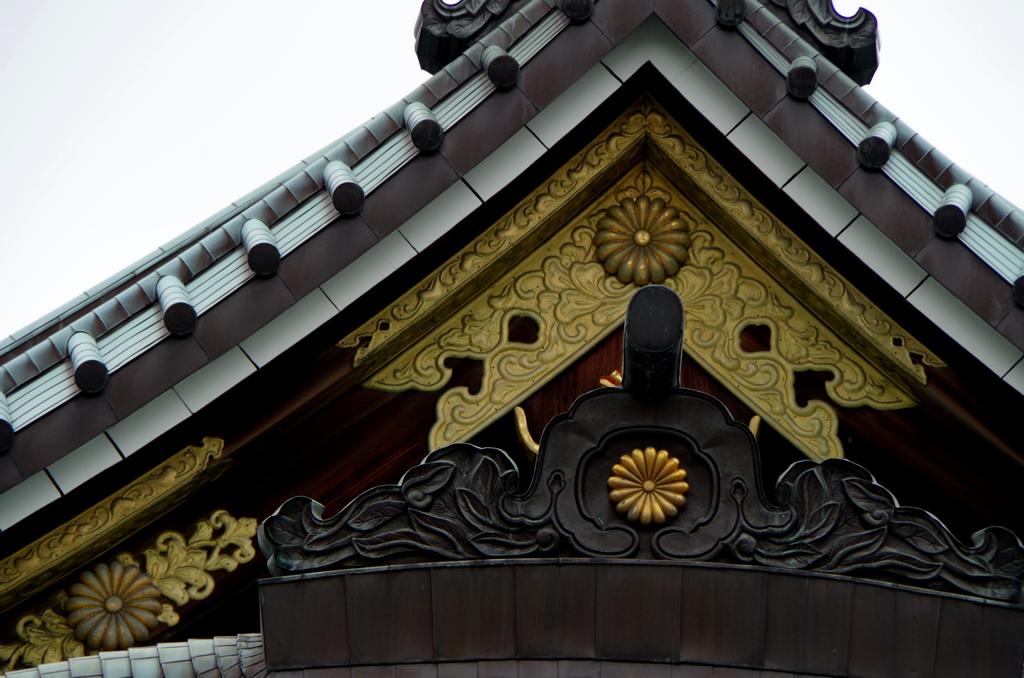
(277, 216, 377, 300)
(747, 5, 782, 36)
(518, 0, 554, 27)
(694, 25, 787, 117)
(591, 0, 654, 46)
(342, 127, 379, 161)
(763, 97, 859, 188)
(976, 193, 1015, 229)
(996, 211, 1024, 243)
(424, 70, 459, 101)
(264, 185, 300, 219)
(820, 68, 857, 101)
(839, 168, 934, 255)
(916, 148, 954, 183)
(284, 172, 318, 204)
(10, 395, 118, 478)
(997, 307, 1024, 352)
(405, 83, 440, 109)
(899, 133, 933, 166)
(364, 114, 401, 145)
(654, 0, 717, 47)
(519, 21, 612, 110)
(915, 237, 1015, 326)
(934, 164, 972, 191)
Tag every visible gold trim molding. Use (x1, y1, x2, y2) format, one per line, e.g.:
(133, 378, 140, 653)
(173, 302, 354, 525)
(339, 100, 942, 462)
(0, 437, 225, 614)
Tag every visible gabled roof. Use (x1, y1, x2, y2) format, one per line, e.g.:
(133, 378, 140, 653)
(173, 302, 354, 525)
(1, 0, 1023, 534)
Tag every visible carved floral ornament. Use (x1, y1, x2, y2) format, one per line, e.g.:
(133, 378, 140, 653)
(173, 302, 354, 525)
(340, 101, 941, 463)
(608, 448, 689, 525)
(0, 510, 257, 672)
(595, 196, 692, 285)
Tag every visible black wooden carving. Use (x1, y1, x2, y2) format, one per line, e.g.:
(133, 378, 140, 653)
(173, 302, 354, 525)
(768, 0, 880, 85)
(730, 459, 1024, 600)
(415, 0, 522, 74)
(260, 287, 1024, 602)
(259, 445, 556, 574)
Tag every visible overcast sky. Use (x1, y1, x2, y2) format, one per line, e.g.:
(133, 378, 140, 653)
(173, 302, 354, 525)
(0, 0, 1021, 341)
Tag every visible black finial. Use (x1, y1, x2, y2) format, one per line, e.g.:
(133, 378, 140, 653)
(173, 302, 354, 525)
(622, 286, 684, 401)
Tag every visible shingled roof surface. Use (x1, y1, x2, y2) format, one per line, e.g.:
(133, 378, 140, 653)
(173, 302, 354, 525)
(1, 0, 1022, 525)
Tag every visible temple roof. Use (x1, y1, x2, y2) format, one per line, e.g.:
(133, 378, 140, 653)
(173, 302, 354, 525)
(1, 0, 1022, 533)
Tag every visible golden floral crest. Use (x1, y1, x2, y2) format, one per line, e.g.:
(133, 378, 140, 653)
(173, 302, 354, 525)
(1, 509, 256, 673)
(595, 195, 693, 285)
(608, 447, 689, 525)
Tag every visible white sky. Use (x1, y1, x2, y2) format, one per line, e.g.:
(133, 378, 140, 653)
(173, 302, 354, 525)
(0, 0, 1021, 341)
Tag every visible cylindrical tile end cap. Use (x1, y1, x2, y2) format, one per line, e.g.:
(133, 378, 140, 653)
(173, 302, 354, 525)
(716, 0, 747, 27)
(404, 102, 444, 153)
(67, 332, 108, 395)
(0, 419, 12, 455)
(164, 302, 198, 337)
(482, 45, 519, 89)
(323, 161, 365, 215)
(74, 359, 109, 395)
(857, 122, 898, 170)
(559, 0, 594, 22)
(248, 242, 281, 276)
(787, 56, 818, 99)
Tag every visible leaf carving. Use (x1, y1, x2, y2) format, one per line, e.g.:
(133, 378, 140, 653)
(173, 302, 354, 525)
(891, 519, 949, 555)
(348, 499, 406, 531)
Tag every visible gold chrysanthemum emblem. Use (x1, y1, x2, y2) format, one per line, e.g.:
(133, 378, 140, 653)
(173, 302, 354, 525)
(66, 561, 163, 651)
(594, 196, 692, 285)
(608, 447, 689, 525)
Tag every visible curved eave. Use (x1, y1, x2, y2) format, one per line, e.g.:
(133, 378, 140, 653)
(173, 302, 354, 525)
(1, 0, 1023, 533)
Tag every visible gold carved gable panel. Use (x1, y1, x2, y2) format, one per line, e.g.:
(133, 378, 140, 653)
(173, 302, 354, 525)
(340, 100, 941, 463)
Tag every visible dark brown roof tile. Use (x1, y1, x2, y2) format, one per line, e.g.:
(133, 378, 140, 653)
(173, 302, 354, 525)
(764, 96, 859, 188)
(935, 163, 972, 191)
(820, 68, 858, 101)
(10, 395, 118, 478)
(277, 216, 377, 300)
(654, 0, 717, 47)
(746, 5, 782, 36)
(996, 211, 1024, 243)
(966, 177, 996, 211)
(0, 454, 22, 494)
(841, 87, 876, 119)
(103, 336, 209, 419)
(916, 237, 1015, 326)
(440, 86, 537, 175)
(192, 275, 295, 359)
(592, 0, 653, 45)
(517, 0, 553, 27)
(997, 307, 1024, 351)
(899, 133, 933, 166)
(694, 26, 787, 117)
(519, 20, 612, 110)
(361, 153, 459, 240)
(976, 193, 1014, 229)
(916, 148, 954, 183)
(764, 20, 802, 54)
(839, 168, 934, 255)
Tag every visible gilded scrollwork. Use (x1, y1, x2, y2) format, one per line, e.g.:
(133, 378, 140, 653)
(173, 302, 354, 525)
(142, 510, 257, 607)
(361, 169, 917, 460)
(0, 510, 256, 673)
(643, 105, 942, 385)
(0, 437, 226, 614)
